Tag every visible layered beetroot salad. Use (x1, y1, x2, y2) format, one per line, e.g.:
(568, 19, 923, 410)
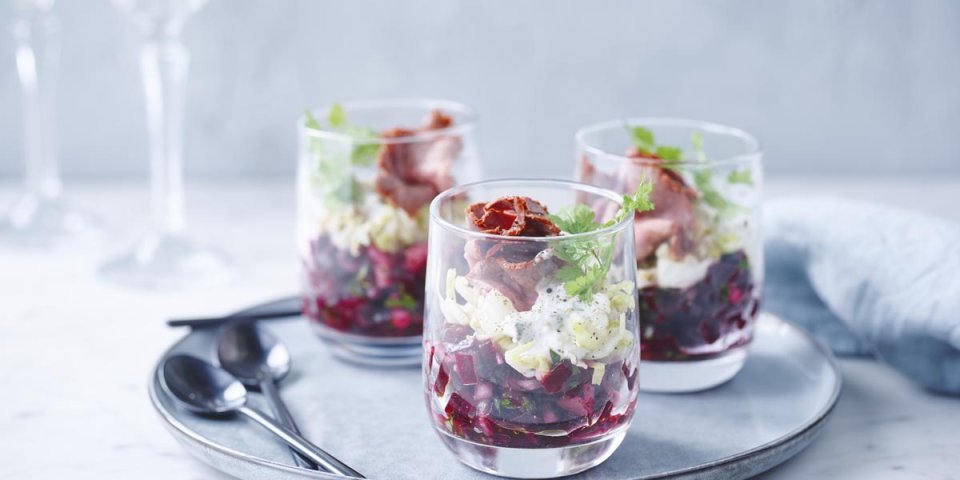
(425, 191, 648, 448)
(580, 127, 760, 361)
(300, 105, 462, 337)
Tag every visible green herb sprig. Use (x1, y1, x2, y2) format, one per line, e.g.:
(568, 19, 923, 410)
(628, 127, 748, 216)
(304, 103, 383, 205)
(689, 132, 747, 216)
(628, 126, 683, 167)
(547, 185, 655, 302)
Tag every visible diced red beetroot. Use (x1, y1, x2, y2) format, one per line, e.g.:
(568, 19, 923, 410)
(543, 406, 558, 423)
(541, 362, 573, 394)
(367, 246, 395, 288)
(506, 376, 541, 392)
(476, 415, 496, 437)
(434, 367, 450, 396)
(445, 393, 476, 419)
(556, 395, 591, 417)
(639, 250, 757, 360)
(390, 309, 413, 330)
(727, 284, 744, 304)
(454, 353, 479, 385)
(474, 382, 493, 400)
(474, 399, 492, 417)
(403, 243, 429, 272)
(471, 339, 502, 378)
(442, 324, 471, 344)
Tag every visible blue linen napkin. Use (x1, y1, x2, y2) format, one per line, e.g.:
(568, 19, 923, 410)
(763, 196, 960, 394)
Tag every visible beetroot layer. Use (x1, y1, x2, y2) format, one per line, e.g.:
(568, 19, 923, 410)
(426, 330, 638, 449)
(639, 250, 758, 361)
(301, 235, 427, 337)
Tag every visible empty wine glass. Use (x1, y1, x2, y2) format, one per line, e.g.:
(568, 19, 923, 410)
(100, 0, 229, 288)
(0, 0, 102, 248)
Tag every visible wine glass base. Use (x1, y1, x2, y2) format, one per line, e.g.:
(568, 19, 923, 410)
(99, 233, 231, 290)
(0, 193, 103, 249)
(638, 347, 749, 393)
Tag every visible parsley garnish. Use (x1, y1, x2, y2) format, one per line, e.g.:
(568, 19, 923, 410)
(689, 132, 746, 215)
(727, 169, 753, 185)
(303, 104, 384, 205)
(627, 125, 683, 169)
(548, 184, 655, 302)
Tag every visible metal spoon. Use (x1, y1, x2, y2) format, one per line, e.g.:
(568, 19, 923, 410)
(160, 354, 364, 478)
(217, 323, 314, 469)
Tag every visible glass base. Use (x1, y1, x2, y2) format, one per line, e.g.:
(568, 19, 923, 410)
(310, 322, 421, 367)
(0, 193, 102, 249)
(639, 347, 748, 393)
(99, 232, 231, 290)
(436, 428, 626, 478)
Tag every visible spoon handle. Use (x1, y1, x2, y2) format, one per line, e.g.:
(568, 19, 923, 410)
(166, 309, 302, 329)
(260, 379, 316, 470)
(239, 405, 364, 478)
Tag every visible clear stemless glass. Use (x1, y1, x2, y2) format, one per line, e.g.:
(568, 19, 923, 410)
(298, 99, 480, 365)
(424, 179, 640, 478)
(100, 0, 228, 289)
(576, 118, 763, 393)
(0, 0, 102, 248)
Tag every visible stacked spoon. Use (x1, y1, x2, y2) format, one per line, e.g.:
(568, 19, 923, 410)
(159, 322, 363, 478)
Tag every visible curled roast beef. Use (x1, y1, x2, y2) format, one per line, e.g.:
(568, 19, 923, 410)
(464, 196, 561, 311)
(582, 149, 698, 261)
(375, 110, 461, 215)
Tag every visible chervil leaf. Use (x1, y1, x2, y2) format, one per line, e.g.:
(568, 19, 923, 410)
(727, 169, 753, 185)
(553, 238, 598, 268)
(551, 183, 653, 302)
(691, 132, 706, 162)
(655, 145, 683, 162)
(304, 110, 322, 131)
(689, 135, 748, 216)
(603, 181, 655, 227)
(630, 126, 656, 152)
(555, 264, 586, 282)
(350, 141, 380, 167)
(328, 103, 347, 128)
(547, 204, 600, 234)
(563, 269, 601, 302)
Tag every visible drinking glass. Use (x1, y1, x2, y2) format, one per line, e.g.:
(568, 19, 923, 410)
(298, 99, 480, 365)
(100, 0, 228, 288)
(0, 0, 101, 248)
(424, 179, 640, 478)
(576, 118, 763, 392)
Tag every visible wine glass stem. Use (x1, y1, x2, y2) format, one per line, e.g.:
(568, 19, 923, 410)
(139, 30, 188, 236)
(13, 11, 62, 200)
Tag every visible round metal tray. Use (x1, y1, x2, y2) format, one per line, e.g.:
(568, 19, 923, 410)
(149, 297, 841, 479)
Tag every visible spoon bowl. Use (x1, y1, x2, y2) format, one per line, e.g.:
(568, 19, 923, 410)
(161, 354, 248, 414)
(217, 323, 291, 386)
(159, 354, 364, 477)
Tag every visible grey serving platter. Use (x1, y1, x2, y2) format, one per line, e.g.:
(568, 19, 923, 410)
(149, 297, 841, 480)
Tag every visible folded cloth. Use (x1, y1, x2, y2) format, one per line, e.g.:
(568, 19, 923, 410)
(763, 196, 960, 394)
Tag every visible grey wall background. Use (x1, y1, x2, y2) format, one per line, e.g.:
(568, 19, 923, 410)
(0, 0, 958, 180)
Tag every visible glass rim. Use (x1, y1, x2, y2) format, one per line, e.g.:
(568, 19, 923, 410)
(429, 178, 633, 242)
(301, 98, 476, 145)
(576, 117, 763, 168)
